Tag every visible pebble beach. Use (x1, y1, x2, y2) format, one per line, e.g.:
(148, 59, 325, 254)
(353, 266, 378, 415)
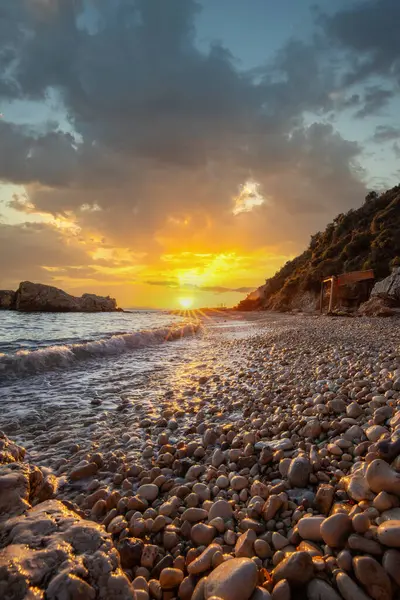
(2, 313, 400, 600)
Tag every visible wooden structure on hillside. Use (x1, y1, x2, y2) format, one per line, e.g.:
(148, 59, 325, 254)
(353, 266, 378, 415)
(320, 269, 375, 313)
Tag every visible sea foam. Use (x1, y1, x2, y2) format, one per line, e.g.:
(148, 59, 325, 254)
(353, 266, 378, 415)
(0, 323, 200, 376)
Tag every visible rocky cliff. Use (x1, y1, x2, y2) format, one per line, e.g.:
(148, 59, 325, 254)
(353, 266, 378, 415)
(237, 185, 400, 312)
(0, 281, 119, 312)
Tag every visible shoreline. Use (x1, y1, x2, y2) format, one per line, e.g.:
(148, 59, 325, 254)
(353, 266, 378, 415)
(2, 314, 400, 598)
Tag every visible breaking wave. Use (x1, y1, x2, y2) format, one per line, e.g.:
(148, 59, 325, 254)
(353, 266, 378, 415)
(0, 323, 201, 377)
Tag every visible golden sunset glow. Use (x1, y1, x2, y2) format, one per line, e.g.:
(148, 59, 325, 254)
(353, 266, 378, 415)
(178, 297, 194, 309)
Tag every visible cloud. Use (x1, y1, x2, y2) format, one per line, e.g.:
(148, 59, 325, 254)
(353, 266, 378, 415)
(372, 125, 400, 143)
(354, 86, 394, 119)
(0, 0, 370, 295)
(0, 221, 89, 288)
(322, 0, 400, 86)
(144, 279, 254, 294)
(0, 121, 80, 186)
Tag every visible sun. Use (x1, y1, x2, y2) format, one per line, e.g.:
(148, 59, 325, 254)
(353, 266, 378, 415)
(178, 297, 194, 309)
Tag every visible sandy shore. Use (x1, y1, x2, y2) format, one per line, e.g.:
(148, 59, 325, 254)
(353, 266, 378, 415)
(2, 313, 400, 599)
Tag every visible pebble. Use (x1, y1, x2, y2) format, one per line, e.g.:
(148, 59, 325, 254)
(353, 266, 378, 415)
(314, 484, 335, 515)
(307, 579, 342, 600)
(377, 520, 400, 547)
(336, 571, 372, 600)
(231, 475, 248, 491)
(188, 544, 222, 575)
(137, 484, 159, 502)
(288, 456, 311, 488)
(69, 462, 98, 480)
(208, 499, 233, 521)
(191, 523, 216, 546)
(366, 460, 400, 495)
(272, 531, 289, 550)
(204, 557, 258, 600)
(352, 513, 370, 534)
(272, 551, 314, 586)
(348, 534, 383, 555)
(235, 530, 256, 558)
(298, 516, 324, 542)
(254, 539, 272, 559)
(272, 579, 291, 600)
(353, 556, 392, 600)
(181, 507, 208, 522)
(159, 568, 184, 590)
(321, 513, 352, 548)
(252, 588, 273, 600)
(382, 549, 400, 586)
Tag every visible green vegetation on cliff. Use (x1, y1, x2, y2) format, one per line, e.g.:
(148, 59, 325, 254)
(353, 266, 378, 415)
(237, 185, 400, 311)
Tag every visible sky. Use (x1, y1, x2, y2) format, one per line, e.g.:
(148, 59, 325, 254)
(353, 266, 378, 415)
(1, 0, 400, 309)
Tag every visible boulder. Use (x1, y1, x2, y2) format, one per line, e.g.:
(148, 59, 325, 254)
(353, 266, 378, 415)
(371, 267, 400, 302)
(0, 499, 135, 599)
(14, 281, 118, 312)
(358, 296, 396, 317)
(0, 433, 26, 464)
(0, 462, 56, 521)
(0, 290, 16, 309)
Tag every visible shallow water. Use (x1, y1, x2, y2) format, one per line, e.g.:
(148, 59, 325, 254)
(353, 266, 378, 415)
(0, 310, 275, 461)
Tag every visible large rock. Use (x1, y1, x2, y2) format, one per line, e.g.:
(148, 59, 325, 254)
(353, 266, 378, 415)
(0, 433, 26, 464)
(0, 500, 135, 599)
(0, 462, 56, 522)
(371, 267, 400, 302)
(14, 281, 118, 312)
(0, 290, 16, 309)
(358, 296, 396, 317)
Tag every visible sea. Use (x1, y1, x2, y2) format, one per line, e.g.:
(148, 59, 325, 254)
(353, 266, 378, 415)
(0, 310, 270, 454)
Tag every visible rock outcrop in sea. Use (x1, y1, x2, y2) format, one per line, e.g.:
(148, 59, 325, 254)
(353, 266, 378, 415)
(0, 290, 16, 310)
(0, 281, 119, 312)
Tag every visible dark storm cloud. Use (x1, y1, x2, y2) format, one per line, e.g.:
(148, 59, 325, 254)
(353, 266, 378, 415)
(372, 125, 400, 144)
(340, 94, 361, 110)
(0, 0, 368, 256)
(0, 121, 79, 186)
(322, 0, 400, 86)
(354, 87, 395, 119)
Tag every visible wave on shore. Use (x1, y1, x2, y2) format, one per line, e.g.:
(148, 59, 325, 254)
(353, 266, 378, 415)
(0, 323, 201, 376)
